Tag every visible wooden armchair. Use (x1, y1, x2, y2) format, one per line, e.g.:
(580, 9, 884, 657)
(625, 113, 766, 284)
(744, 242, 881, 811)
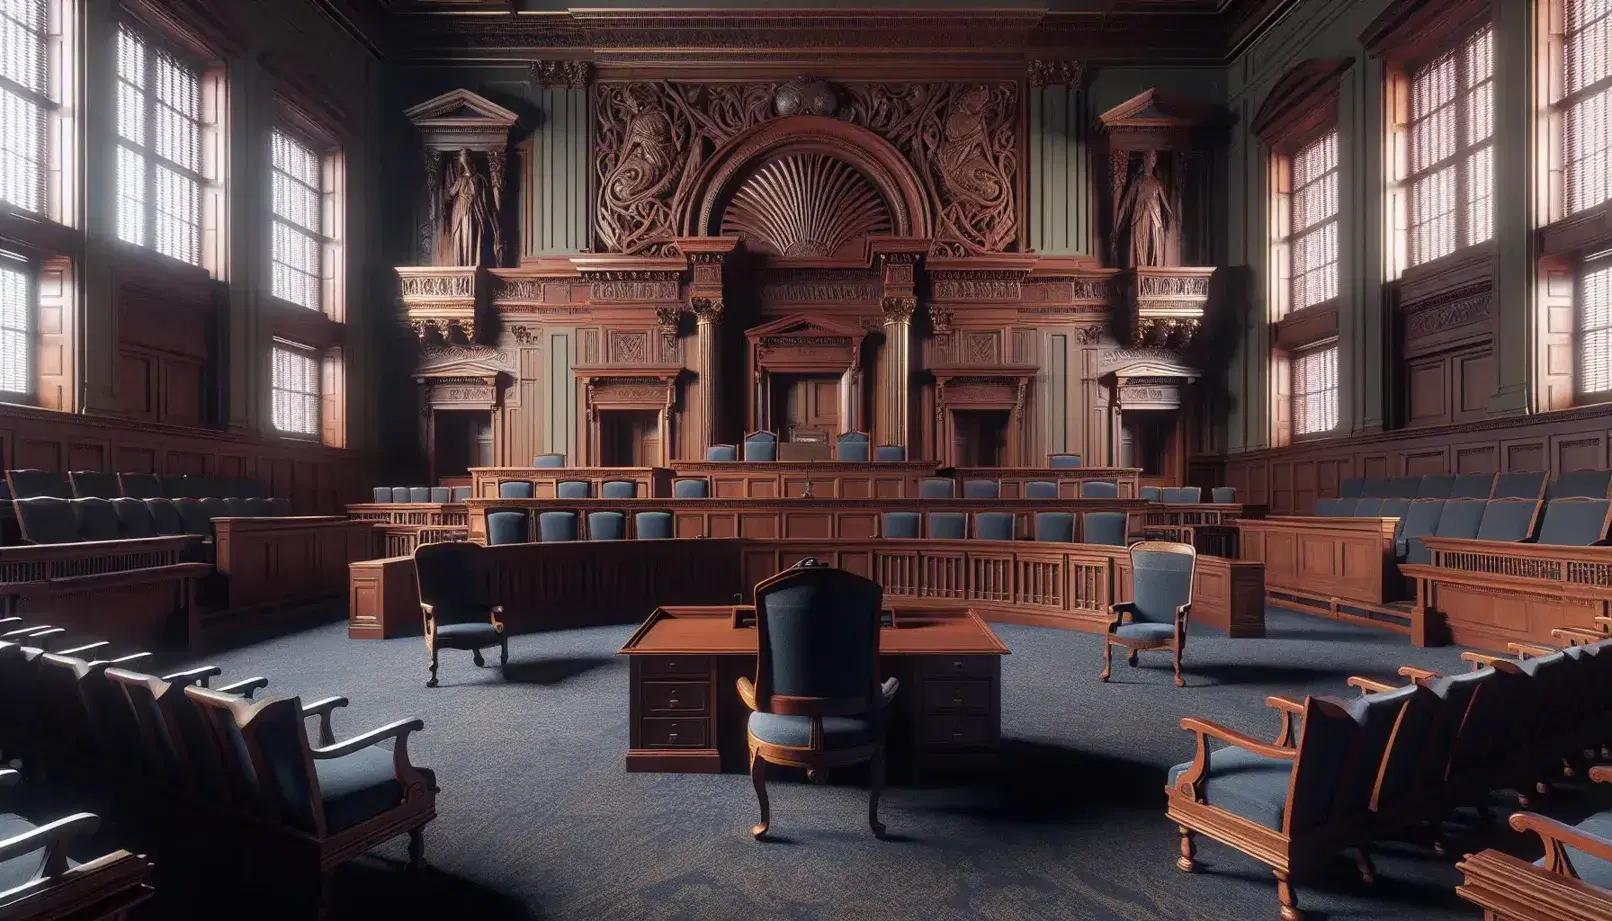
(1167, 692, 1413, 921)
(737, 563, 898, 840)
(414, 541, 508, 688)
(1103, 540, 1194, 687)
(0, 770, 152, 920)
(183, 687, 436, 915)
(1490, 765, 1612, 907)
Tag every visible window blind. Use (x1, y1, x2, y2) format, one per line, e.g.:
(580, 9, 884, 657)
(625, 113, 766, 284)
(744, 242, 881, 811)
(1290, 131, 1339, 311)
(271, 343, 320, 436)
(270, 130, 323, 310)
(0, 0, 47, 214)
(1408, 25, 1493, 266)
(1292, 345, 1338, 436)
(115, 24, 202, 265)
(0, 254, 29, 396)
(1581, 263, 1612, 393)
(1566, 0, 1612, 215)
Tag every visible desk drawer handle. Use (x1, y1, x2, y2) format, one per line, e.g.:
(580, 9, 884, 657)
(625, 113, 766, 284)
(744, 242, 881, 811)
(668, 724, 680, 742)
(951, 660, 964, 670)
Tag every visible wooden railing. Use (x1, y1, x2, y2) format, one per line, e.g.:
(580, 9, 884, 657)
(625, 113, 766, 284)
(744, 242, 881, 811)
(1234, 516, 1402, 616)
(345, 503, 468, 527)
(952, 466, 1144, 499)
(378, 524, 469, 558)
(0, 535, 196, 585)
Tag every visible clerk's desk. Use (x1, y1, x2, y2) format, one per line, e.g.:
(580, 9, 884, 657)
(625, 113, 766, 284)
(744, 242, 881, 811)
(618, 604, 1009, 777)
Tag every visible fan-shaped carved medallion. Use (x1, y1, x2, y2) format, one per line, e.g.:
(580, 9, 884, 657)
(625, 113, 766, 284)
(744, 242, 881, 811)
(720, 153, 894, 258)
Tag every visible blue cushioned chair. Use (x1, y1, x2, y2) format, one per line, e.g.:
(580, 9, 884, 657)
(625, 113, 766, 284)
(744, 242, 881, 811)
(1511, 768, 1612, 897)
(1140, 486, 1161, 501)
(927, 512, 966, 539)
(68, 471, 119, 500)
(556, 480, 591, 499)
(111, 498, 157, 539)
(497, 481, 534, 499)
(370, 487, 392, 503)
(1385, 476, 1423, 499)
(874, 445, 906, 462)
(976, 512, 1014, 541)
(1082, 511, 1128, 546)
(391, 487, 411, 504)
(1314, 498, 1346, 516)
(173, 498, 212, 537)
(1414, 475, 1456, 499)
(1360, 477, 1393, 498)
(737, 563, 897, 839)
(1394, 500, 1445, 561)
(408, 487, 430, 503)
(1160, 487, 1183, 503)
(1211, 486, 1237, 503)
(706, 444, 737, 462)
(266, 497, 292, 517)
(963, 479, 999, 499)
(538, 511, 579, 542)
(1034, 511, 1074, 542)
(743, 431, 777, 462)
(883, 512, 920, 538)
(184, 686, 435, 902)
(244, 497, 271, 517)
(532, 453, 566, 468)
(158, 475, 189, 499)
(71, 498, 121, 542)
(430, 487, 450, 503)
(601, 480, 637, 499)
(1080, 480, 1118, 499)
(1179, 487, 1202, 503)
(221, 497, 249, 517)
(451, 486, 471, 502)
(1534, 498, 1611, 546)
(673, 478, 709, 498)
(1339, 478, 1365, 498)
(1475, 499, 1539, 542)
(0, 770, 151, 913)
(1449, 473, 1495, 499)
(119, 472, 163, 499)
(486, 510, 530, 545)
(1550, 468, 1612, 499)
(1026, 480, 1058, 499)
(1402, 498, 1486, 564)
(1493, 470, 1547, 499)
(144, 498, 184, 536)
(6, 470, 69, 500)
(200, 498, 229, 527)
(1104, 541, 1194, 686)
(414, 541, 508, 687)
(1049, 453, 1082, 468)
(16, 497, 78, 544)
(587, 511, 626, 540)
(836, 432, 871, 462)
(918, 478, 954, 499)
(1353, 497, 1385, 517)
(634, 511, 673, 539)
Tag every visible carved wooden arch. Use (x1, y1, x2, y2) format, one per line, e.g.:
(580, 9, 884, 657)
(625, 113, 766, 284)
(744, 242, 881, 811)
(678, 115, 934, 248)
(1250, 58, 1354, 149)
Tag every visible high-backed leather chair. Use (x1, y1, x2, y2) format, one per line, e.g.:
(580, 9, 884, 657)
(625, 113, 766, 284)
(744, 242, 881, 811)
(873, 445, 906, 462)
(451, 486, 471, 502)
(143, 498, 184, 536)
(68, 471, 119, 500)
(927, 512, 966, 539)
(706, 444, 737, 462)
(415, 541, 508, 687)
(556, 480, 591, 499)
(1026, 481, 1058, 499)
(963, 479, 999, 499)
(737, 563, 897, 839)
(883, 512, 920, 538)
(1049, 453, 1082, 468)
(976, 512, 1014, 541)
(430, 487, 450, 503)
(1034, 511, 1074, 542)
(409, 487, 431, 503)
(486, 510, 530, 545)
(1179, 486, 1202, 502)
(634, 511, 673, 539)
(1081, 480, 1118, 499)
(835, 432, 870, 462)
(7, 470, 70, 500)
(498, 481, 534, 499)
(587, 511, 626, 540)
(673, 478, 709, 498)
(601, 480, 637, 499)
(918, 478, 954, 499)
(72, 498, 121, 542)
(1535, 498, 1612, 546)
(1551, 468, 1612, 499)
(119, 472, 163, 499)
(743, 431, 778, 462)
(1211, 486, 1236, 503)
(538, 511, 579, 542)
(1141, 486, 1161, 501)
(1082, 511, 1128, 546)
(371, 487, 392, 503)
(16, 497, 78, 544)
(111, 498, 157, 538)
(1103, 541, 1194, 687)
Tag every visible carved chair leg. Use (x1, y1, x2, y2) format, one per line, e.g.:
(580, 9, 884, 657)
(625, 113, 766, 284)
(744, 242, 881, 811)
(1354, 847, 1375, 885)
(1274, 869, 1303, 921)
(1176, 826, 1196, 872)
(313, 867, 337, 921)
(1100, 640, 1112, 682)
(1173, 642, 1184, 688)
(1127, 649, 1139, 668)
(749, 748, 770, 840)
(473, 648, 486, 668)
(500, 636, 510, 675)
(869, 745, 887, 839)
(426, 649, 439, 689)
(407, 827, 427, 871)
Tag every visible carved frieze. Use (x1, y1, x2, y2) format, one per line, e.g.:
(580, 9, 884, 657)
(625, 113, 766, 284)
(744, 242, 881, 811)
(931, 270, 1026, 302)
(584, 271, 682, 302)
(1028, 60, 1086, 90)
(492, 277, 544, 301)
(417, 344, 518, 376)
(400, 270, 476, 300)
(761, 275, 882, 303)
(532, 60, 592, 89)
(1137, 273, 1210, 298)
(1404, 287, 1493, 340)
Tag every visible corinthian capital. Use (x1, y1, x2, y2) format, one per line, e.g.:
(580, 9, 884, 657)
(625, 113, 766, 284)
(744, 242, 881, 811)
(691, 296, 725, 324)
(882, 296, 917, 323)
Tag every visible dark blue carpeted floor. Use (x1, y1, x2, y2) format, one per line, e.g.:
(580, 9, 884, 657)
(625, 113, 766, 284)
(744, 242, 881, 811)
(127, 608, 1612, 921)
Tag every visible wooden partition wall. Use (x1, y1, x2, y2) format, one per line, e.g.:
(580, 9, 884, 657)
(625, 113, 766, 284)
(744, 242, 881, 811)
(348, 537, 1264, 641)
(1400, 537, 1612, 649)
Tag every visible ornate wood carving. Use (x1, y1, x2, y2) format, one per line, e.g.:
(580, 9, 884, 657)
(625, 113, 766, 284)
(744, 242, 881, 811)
(532, 60, 593, 89)
(1028, 60, 1085, 90)
(720, 154, 894, 258)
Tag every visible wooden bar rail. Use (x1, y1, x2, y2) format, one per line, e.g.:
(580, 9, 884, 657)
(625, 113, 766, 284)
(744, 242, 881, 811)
(1401, 536, 1612, 649)
(1234, 516, 1402, 620)
(1457, 848, 1612, 920)
(459, 497, 1151, 543)
(348, 537, 1265, 642)
(669, 460, 939, 499)
(211, 517, 376, 611)
(468, 466, 672, 499)
(952, 466, 1143, 498)
(346, 503, 468, 527)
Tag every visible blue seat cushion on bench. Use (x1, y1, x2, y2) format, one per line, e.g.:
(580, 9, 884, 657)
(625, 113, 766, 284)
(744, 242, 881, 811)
(1166, 747, 1291, 831)
(1114, 622, 1175, 642)
(315, 747, 410, 832)
(434, 622, 498, 642)
(747, 712, 876, 750)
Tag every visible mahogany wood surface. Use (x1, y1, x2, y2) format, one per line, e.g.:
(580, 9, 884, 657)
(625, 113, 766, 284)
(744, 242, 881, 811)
(950, 466, 1144, 498)
(669, 461, 939, 499)
(1401, 536, 1612, 649)
(210, 516, 376, 617)
(468, 467, 672, 500)
(347, 504, 468, 527)
(1235, 516, 1401, 610)
(619, 605, 1008, 774)
(1457, 848, 1612, 921)
(8, 562, 209, 649)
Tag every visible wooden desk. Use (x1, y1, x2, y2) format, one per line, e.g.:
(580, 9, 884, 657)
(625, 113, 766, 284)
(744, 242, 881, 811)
(618, 605, 1009, 775)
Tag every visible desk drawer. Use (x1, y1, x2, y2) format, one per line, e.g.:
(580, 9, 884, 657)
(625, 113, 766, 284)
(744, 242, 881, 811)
(641, 717, 708, 748)
(642, 680, 708, 715)
(921, 655, 995, 679)
(639, 656, 710, 678)
(924, 679, 991, 713)
(921, 714, 993, 748)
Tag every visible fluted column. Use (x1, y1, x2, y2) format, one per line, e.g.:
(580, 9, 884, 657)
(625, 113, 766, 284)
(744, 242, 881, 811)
(691, 296, 724, 451)
(879, 295, 916, 448)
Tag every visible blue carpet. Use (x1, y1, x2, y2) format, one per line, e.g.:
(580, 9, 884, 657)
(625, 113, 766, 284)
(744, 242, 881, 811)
(125, 608, 1603, 921)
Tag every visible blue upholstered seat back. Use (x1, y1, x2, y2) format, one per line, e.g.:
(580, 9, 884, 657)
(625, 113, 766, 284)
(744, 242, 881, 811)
(1211, 486, 1236, 503)
(430, 487, 450, 503)
(224, 498, 252, 517)
(1140, 486, 1161, 501)
(743, 432, 777, 462)
(874, 445, 906, 462)
(408, 487, 430, 503)
(919, 478, 954, 499)
(1160, 487, 1182, 503)
(1285, 699, 1369, 834)
(1314, 498, 1345, 516)
(706, 444, 737, 461)
(119, 473, 162, 499)
(498, 481, 534, 499)
(68, 471, 119, 499)
(927, 512, 966, 539)
(201, 498, 229, 526)
(963, 479, 999, 499)
(601, 480, 636, 499)
(557, 480, 591, 499)
(755, 567, 883, 703)
(1475, 499, 1537, 541)
(883, 512, 920, 538)
(1420, 667, 1492, 786)
(1372, 684, 1440, 807)
(371, 487, 392, 503)
(1434, 499, 1486, 537)
(1082, 511, 1128, 546)
(111, 498, 157, 538)
(73, 498, 121, 541)
(1493, 471, 1546, 499)
(835, 432, 870, 462)
(532, 454, 565, 468)
(1353, 498, 1384, 517)
(1398, 500, 1445, 543)
(1128, 546, 1193, 624)
(1414, 475, 1456, 498)
(158, 475, 189, 498)
(1359, 478, 1392, 498)
(17, 497, 76, 544)
(1338, 478, 1365, 498)
(452, 487, 471, 502)
(1378, 499, 1410, 530)
(486, 510, 530, 545)
(1034, 511, 1074, 542)
(976, 512, 1014, 541)
(1535, 498, 1610, 546)
(1080, 480, 1118, 499)
(635, 511, 673, 539)
(1336, 686, 1419, 815)
(1026, 481, 1058, 499)
(228, 699, 319, 834)
(1385, 476, 1423, 498)
(1179, 486, 1202, 502)
(415, 541, 491, 623)
(1551, 468, 1612, 499)
(587, 511, 626, 540)
(538, 511, 579, 542)
(390, 487, 410, 504)
(144, 499, 184, 535)
(673, 478, 709, 498)
(172, 498, 211, 536)
(266, 497, 291, 517)
(1449, 473, 1495, 499)
(1049, 454, 1082, 468)
(7, 470, 69, 499)
(244, 497, 270, 516)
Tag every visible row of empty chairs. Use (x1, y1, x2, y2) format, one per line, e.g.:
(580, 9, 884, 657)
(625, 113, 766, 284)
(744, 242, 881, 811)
(1139, 486, 1237, 503)
(1331, 469, 1612, 504)
(538, 443, 1090, 466)
(15, 496, 291, 545)
(371, 486, 472, 503)
(497, 478, 1124, 500)
(1315, 493, 1612, 563)
(482, 508, 1126, 545)
(6, 469, 272, 502)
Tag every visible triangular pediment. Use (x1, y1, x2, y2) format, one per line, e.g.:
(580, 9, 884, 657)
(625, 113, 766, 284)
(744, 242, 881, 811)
(405, 89, 519, 129)
(744, 313, 866, 341)
(1098, 88, 1212, 130)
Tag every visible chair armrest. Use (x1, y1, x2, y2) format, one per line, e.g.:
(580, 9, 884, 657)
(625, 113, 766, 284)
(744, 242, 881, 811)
(310, 718, 424, 760)
(217, 676, 268, 698)
(736, 676, 758, 711)
(1, 626, 54, 639)
(1108, 602, 1139, 623)
(1590, 765, 1612, 785)
(1460, 651, 1505, 669)
(160, 665, 221, 687)
(0, 813, 99, 872)
(877, 677, 899, 709)
(56, 641, 109, 658)
(1179, 717, 1299, 760)
(1552, 626, 1605, 644)
(490, 604, 505, 631)
(110, 652, 151, 665)
(1175, 602, 1193, 623)
(12, 627, 64, 648)
(1397, 665, 1442, 680)
(301, 696, 349, 747)
(1347, 676, 1398, 694)
(1263, 696, 1304, 747)
(1511, 811, 1612, 871)
(1507, 642, 1558, 659)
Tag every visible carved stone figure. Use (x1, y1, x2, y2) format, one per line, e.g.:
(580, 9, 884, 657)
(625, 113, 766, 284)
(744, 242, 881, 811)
(1114, 150, 1173, 268)
(441, 149, 499, 266)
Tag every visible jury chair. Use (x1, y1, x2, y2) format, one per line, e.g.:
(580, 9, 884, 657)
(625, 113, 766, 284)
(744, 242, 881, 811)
(414, 541, 508, 688)
(737, 563, 898, 840)
(1102, 540, 1195, 687)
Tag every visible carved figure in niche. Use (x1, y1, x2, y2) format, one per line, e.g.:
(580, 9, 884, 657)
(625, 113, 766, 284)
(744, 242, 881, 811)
(442, 149, 499, 266)
(1114, 150, 1173, 268)
(598, 85, 678, 253)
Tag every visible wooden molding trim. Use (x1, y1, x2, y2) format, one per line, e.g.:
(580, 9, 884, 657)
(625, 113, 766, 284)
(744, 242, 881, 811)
(120, 0, 246, 61)
(1539, 200, 1612, 261)
(1361, 0, 1490, 61)
(1250, 58, 1354, 150)
(1272, 302, 1338, 352)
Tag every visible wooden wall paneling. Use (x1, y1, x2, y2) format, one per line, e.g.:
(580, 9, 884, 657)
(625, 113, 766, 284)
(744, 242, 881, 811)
(1406, 357, 1447, 427)
(1501, 438, 1547, 472)
(1536, 256, 1576, 412)
(1270, 461, 1292, 515)
(1551, 431, 1609, 472)
(1291, 459, 1317, 514)
(1456, 349, 1493, 420)
(1453, 442, 1497, 474)
(35, 259, 74, 412)
(1402, 447, 1449, 475)
(1361, 455, 1390, 478)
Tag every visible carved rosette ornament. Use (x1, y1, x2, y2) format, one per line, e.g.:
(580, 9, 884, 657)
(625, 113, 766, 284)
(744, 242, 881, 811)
(930, 305, 955, 336)
(882, 296, 917, 323)
(774, 78, 838, 116)
(1028, 60, 1086, 90)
